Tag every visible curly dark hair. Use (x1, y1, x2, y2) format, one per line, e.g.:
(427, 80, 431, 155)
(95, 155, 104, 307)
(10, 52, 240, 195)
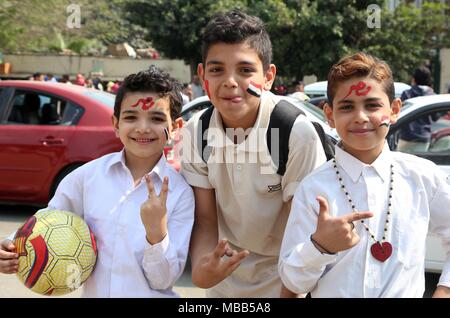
(114, 65, 182, 121)
(201, 9, 272, 71)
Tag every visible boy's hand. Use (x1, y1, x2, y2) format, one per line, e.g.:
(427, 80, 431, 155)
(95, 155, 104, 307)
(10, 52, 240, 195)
(0, 240, 19, 274)
(432, 285, 450, 298)
(311, 196, 373, 254)
(191, 239, 249, 289)
(140, 175, 169, 245)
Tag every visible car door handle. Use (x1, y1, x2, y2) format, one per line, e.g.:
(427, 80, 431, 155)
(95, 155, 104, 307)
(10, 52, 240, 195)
(40, 137, 64, 146)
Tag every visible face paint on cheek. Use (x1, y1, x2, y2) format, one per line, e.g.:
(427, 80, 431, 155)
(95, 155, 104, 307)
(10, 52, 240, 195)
(163, 127, 169, 141)
(379, 115, 390, 128)
(343, 81, 371, 99)
(247, 81, 262, 98)
(204, 80, 211, 99)
(130, 97, 156, 110)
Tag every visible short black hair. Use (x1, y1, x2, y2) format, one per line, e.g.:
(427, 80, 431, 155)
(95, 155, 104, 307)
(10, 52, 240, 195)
(114, 65, 182, 121)
(201, 9, 272, 71)
(413, 66, 432, 86)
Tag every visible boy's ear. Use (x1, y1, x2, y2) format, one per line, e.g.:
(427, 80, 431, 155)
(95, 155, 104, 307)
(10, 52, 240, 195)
(263, 64, 277, 91)
(172, 117, 183, 132)
(323, 103, 335, 128)
(197, 63, 204, 84)
(390, 98, 402, 124)
(111, 115, 120, 138)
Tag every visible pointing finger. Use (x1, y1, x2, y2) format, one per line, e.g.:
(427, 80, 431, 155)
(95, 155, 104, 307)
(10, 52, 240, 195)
(344, 211, 374, 223)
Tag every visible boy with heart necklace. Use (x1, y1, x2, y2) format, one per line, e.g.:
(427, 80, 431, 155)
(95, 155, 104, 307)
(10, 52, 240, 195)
(278, 52, 450, 297)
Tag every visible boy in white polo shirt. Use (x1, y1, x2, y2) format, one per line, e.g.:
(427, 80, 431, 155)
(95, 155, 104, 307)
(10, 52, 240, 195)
(279, 52, 450, 297)
(180, 10, 326, 297)
(0, 66, 194, 297)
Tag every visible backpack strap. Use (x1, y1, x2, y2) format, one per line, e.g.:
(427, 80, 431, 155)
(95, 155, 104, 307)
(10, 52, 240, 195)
(267, 100, 304, 175)
(198, 106, 214, 163)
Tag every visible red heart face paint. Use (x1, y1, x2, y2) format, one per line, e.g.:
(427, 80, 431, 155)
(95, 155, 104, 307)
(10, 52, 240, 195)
(130, 97, 156, 110)
(379, 115, 390, 128)
(343, 81, 371, 99)
(247, 81, 262, 98)
(204, 80, 211, 99)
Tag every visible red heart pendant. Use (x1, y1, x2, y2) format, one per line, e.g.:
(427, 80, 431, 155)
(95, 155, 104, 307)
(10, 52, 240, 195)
(370, 242, 392, 262)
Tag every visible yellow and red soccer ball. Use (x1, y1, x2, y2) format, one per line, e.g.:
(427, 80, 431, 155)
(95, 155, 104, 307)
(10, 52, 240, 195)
(13, 210, 97, 296)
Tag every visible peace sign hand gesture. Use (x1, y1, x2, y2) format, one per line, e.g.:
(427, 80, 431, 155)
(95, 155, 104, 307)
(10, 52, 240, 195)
(140, 175, 169, 245)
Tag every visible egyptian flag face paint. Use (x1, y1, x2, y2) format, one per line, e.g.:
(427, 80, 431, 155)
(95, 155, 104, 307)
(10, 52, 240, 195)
(379, 115, 390, 128)
(247, 81, 262, 98)
(163, 127, 169, 141)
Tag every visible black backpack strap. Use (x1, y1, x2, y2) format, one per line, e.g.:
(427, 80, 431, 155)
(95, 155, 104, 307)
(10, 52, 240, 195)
(267, 100, 304, 175)
(198, 106, 214, 163)
(311, 121, 335, 161)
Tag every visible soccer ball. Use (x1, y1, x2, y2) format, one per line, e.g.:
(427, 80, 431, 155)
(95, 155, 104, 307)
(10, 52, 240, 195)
(13, 210, 97, 296)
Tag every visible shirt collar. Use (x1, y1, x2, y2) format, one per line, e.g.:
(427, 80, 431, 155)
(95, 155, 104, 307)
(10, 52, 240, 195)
(106, 149, 173, 190)
(207, 92, 271, 152)
(334, 142, 392, 183)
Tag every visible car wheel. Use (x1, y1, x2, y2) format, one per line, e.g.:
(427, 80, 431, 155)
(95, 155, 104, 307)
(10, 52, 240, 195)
(49, 163, 84, 200)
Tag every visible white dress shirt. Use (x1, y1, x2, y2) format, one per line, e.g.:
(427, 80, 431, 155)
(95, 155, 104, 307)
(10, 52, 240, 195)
(279, 143, 450, 297)
(45, 150, 194, 297)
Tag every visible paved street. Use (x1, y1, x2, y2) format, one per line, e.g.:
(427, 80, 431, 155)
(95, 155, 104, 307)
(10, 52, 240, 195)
(0, 204, 440, 298)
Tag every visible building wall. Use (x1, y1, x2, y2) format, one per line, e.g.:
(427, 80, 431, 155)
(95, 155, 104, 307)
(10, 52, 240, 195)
(3, 54, 191, 83)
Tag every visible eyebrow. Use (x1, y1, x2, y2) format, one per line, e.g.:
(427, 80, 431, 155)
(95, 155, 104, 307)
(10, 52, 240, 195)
(121, 109, 167, 117)
(206, 60, 257, 66)
(337, 97, 383, 104)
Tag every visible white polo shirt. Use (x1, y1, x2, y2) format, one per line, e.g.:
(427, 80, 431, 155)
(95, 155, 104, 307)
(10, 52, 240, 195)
(180, 92, 326, 297)
(279, 144, 450, 297)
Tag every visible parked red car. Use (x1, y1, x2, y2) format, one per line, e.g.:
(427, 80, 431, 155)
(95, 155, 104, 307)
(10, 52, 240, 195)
(0, 81, 124, 206)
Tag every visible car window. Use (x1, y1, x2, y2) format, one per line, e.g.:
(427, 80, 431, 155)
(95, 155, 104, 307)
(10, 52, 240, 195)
(181, 101, 212, 121)
(300, 101, 326, 122)
(5, 90, 83, 126)
(388, 107, 450, 165)
(83, 90, 115, 109)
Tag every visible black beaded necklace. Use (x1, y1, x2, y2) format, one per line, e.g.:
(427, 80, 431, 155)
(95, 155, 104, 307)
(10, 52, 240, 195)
(332, 158, 393, 262)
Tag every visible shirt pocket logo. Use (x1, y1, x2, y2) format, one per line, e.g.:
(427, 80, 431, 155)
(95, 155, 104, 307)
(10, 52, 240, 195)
(267, 183, 282, 193)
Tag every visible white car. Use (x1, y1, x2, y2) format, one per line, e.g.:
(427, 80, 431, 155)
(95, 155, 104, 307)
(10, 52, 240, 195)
(304, 80, 411, 99)
(388, 94, 450, 273)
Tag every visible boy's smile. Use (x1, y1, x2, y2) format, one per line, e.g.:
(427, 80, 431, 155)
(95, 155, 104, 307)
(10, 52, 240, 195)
(198, 42, 276, 130)
(324, 77, 401, 163)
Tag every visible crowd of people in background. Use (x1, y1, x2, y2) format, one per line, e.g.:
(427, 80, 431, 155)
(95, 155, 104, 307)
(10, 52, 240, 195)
(22, 64, 450, 104)
(27, 72, 122, 95)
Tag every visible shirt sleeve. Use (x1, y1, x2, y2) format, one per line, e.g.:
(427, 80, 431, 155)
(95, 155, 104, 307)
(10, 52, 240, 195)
(278, 180, 337, 294)
(141, 186, 195, 290)
(179, 117, 213, 189)
(281, 116, 327, 202)
(45, 166, 85, 218)
(428, 169, 450, 288)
